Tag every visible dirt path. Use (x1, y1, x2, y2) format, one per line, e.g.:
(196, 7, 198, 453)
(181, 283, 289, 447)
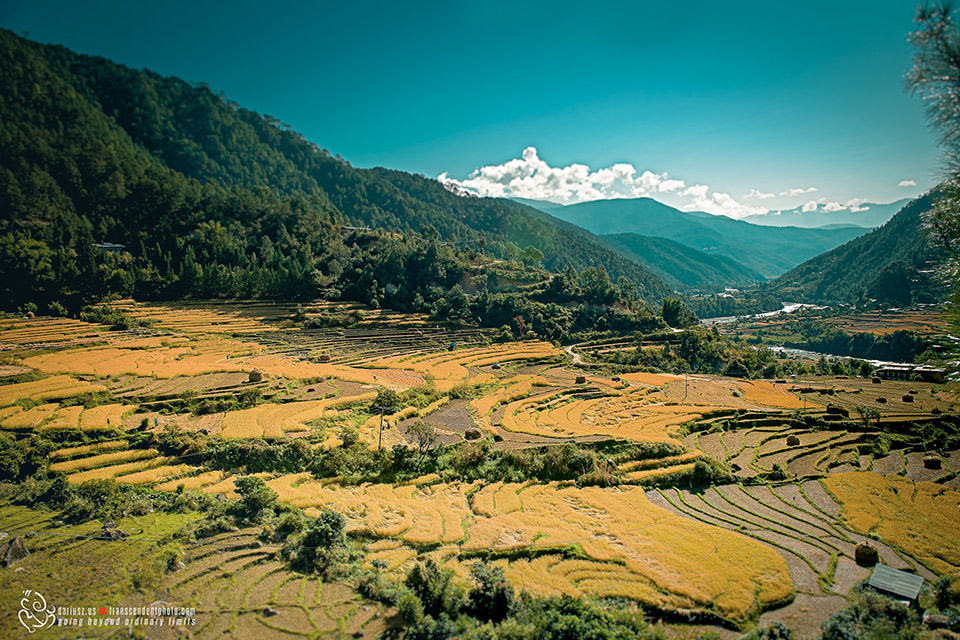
(564, 344, 583, 365)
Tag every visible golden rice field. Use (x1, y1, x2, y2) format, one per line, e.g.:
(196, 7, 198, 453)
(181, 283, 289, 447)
(219, 392, 376, 439)
(49, 448, 160, 473)
(0, 402, 59, 429)
(154, 469, 227, 491)
(114, 463, 194, 485)
(239, 475, 791, 621)
(0, 317, 105, 344)
(824, 471, 960, 582)
(114, 301, 285, 334)
(39, 405, 84, 430)
(0, 375, 106, 406)
(497, 386, 719, 444)
(50, 439, 129, 458)
(2, 304, 956, 635)
(377, 342, 561, 391)
(77, 402, 136, 430)
(65, 456, 171, 484)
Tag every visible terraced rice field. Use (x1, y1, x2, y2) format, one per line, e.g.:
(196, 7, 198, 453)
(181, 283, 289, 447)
(0, 505, 202, 640)
(0, 304, 955, 637)
(166, 529, 389, 639)
(219, 392, 376, 439)
(0, 375, 106, 405)
(824, 471, 960, 582)
(497, 386, 719, 444)
(376, 342, 561, 391)
(240, 475, 790, 622)
(647, 478, 937, 636)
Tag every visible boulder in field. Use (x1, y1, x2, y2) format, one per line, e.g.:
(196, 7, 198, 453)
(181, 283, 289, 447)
(1, 537, 29, 567)
(923, 455, 942, 470)
(248, 368, 263, 382)
(786, 435, 801, 446)
(464, 428, 483, 440)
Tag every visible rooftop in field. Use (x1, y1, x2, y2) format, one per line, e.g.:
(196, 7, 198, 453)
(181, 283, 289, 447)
(868, 563, 924, 600)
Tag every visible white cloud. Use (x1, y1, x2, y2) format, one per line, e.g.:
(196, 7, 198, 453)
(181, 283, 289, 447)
(817, 198, 870, 213)
(898, 179, 917, 187)
(682, 186, 768, 218)
(802, 200, 819, 212)
(744, 189, 775, 199)
(439, 147, 767, 219)
(846, 197, 869, 212)
(438, 147, 688, 205)
(780, 186, 818, 197)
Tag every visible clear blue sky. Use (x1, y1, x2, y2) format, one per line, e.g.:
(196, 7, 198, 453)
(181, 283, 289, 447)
(0, 0, 943, 216)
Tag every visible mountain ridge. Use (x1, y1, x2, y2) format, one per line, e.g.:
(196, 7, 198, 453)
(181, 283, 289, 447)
(0, 28, 674, 306)
(515, 197, 867, 278)
(762, 195, 945, 305)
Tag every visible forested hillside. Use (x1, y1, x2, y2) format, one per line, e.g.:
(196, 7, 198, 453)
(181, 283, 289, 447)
(763, 196, 946, 305)
(600, 233, 763, 290)
(0, 28, 671, 314)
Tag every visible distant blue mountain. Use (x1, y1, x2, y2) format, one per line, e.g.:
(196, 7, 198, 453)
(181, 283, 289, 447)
(742, 199, 910, 229)
(515, 197, 866, 278)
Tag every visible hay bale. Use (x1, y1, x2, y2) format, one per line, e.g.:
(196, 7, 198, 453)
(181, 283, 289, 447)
(248, 369, 263, 383)
(876, 396, 887, 403)
(1, 537, 29, 567)
(464, 428, 482, 441)
(902, 394, 914, 403)
(872, 377, 881, 384)
(575, 375, 587, 384)
(786, 434, 801, 446)
(854, 541, 879, 566)
(909, 389, 919, 395)
(923, 455, 942, 470)
(318, 354, 331, 363)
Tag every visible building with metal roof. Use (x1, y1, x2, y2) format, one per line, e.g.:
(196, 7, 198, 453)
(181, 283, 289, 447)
(868, 564, 924, 601)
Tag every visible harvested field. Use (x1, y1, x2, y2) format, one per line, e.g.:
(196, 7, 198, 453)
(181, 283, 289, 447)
(160, 527, 391, 639)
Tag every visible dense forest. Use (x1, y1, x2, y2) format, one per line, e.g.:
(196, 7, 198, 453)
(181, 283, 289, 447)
(0, 28, 674, 320)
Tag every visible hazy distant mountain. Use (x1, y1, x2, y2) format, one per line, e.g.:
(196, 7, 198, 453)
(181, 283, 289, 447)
(763, 196, 946, 305)
(742, 199, 909, 229)
(518, 198, 866, 278)
(600, 233, 764, 291)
